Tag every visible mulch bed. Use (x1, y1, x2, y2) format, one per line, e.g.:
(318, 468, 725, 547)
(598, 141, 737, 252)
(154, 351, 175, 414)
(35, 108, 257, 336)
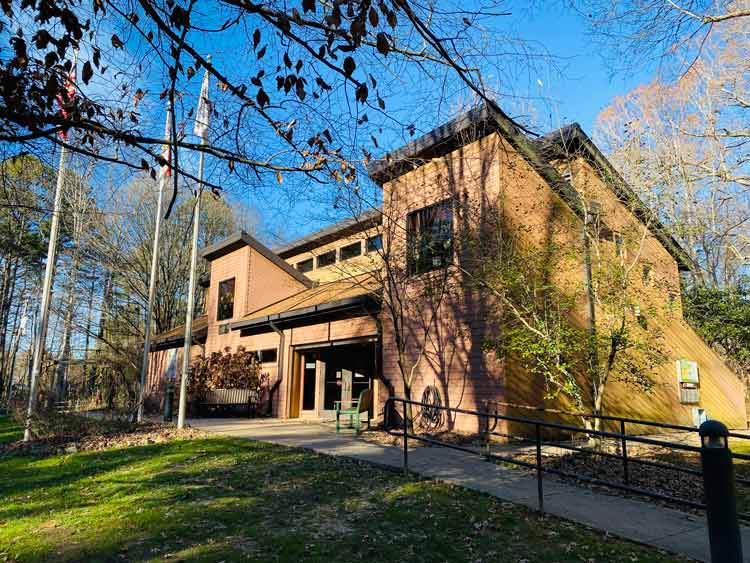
(1, 416, 207, 458)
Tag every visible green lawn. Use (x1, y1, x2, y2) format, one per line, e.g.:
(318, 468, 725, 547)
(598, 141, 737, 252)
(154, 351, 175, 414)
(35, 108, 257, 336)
(0, 419, 684, 562)
(0, 414, 22, 445)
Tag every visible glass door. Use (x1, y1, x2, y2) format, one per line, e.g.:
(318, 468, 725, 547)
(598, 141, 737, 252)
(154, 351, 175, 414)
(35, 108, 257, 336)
(301, 354, 317, 412)
(320, 343, 373, 417)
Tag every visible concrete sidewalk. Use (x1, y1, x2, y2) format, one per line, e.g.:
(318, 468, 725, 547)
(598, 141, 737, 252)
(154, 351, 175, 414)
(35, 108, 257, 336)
(191, 418, 750, 562)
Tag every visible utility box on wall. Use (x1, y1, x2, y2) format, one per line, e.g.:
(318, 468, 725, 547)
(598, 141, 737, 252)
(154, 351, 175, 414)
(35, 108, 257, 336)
(677, 359, 700, 404)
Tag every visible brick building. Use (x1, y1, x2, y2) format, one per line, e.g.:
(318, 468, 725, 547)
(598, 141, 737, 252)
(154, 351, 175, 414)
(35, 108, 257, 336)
(148, 104, 747, 432)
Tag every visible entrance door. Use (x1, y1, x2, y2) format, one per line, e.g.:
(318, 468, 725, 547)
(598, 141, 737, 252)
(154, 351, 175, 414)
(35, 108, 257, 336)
(320, 343, 373, 417)
(301, 353, 317, 413)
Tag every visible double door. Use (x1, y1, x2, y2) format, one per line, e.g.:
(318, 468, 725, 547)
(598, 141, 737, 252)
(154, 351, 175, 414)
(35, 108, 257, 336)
(298, 343, 373, 418)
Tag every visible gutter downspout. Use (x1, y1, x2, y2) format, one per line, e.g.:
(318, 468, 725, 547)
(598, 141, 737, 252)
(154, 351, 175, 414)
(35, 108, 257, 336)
(270, 320, 285, 417)
(367, 308, 390, 425)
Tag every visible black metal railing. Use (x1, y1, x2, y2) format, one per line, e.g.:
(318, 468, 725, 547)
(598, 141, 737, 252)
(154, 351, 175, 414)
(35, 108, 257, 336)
(384, 396, 750, 518)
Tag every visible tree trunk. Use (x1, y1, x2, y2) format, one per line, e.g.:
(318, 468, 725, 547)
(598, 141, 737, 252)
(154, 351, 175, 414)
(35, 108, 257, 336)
(403, 380, 414, 432)
(83, 275, 96, 394)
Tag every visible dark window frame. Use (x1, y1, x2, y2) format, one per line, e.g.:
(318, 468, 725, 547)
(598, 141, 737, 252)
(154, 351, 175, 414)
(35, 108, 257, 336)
(217, 277, 235, 321)
(316, 249, 337, 268)
(296, 258, 314, 273)
(340, 241, 362, 261)
(406, 200, 454, 276)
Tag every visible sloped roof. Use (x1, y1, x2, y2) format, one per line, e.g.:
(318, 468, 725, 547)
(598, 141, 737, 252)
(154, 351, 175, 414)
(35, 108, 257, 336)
(274, 208, 382, 258)
(152, 315, 208, 350)
(231, 273, 380, 331)
(201, 230, 313, 287)
(533, 124, 694, 271)
(367, 103, 693, 272)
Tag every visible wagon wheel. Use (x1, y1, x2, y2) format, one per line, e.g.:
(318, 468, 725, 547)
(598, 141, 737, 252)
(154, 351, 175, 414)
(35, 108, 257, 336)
(419, 385, 444, 432)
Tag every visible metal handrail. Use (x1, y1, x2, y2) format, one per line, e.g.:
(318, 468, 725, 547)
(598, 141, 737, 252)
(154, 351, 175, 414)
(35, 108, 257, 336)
(486, 399, 750, 437)
(385, 396, 750, 520)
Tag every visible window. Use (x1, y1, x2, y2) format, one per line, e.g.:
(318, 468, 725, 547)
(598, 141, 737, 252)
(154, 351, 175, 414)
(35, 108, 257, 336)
(407, 200, 454, 275)
(587, 200, 602, 230)
(366, 234, 383, 253)
(317, 249, 337, 268)
(340, 241, 362, 261)
(642, 264, 653, 284)
(613, 232, 625, 259)
(258, 348, 278, 363)
(296, 258, 313, 273)
(217, 278, 235, 321)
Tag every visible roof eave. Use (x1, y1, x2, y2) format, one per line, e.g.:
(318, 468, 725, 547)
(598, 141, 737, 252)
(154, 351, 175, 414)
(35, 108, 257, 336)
(201, 230, 313, 288)
(274, 209, 382, 258)
(229, 293, 380, 332)
(537, 124, 695, 272)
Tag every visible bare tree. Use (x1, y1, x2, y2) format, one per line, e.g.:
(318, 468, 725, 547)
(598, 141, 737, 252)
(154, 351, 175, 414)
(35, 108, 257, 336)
(574, 0, 750, 71)
(594, 20, 750, 287)
(1, 0, 549, 218)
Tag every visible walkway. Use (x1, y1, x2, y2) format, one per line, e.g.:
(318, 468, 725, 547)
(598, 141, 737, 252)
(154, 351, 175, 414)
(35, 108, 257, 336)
(191, 418, 750, 562)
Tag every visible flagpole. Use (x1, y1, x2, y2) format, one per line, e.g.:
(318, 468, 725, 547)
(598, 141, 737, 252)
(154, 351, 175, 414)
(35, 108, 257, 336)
(177, 60, 211, 429)
(23, 50, 78, 441)
(24, 144, 67, 441)
(177, 145, 205, 429)
(136, 104, 171, 423)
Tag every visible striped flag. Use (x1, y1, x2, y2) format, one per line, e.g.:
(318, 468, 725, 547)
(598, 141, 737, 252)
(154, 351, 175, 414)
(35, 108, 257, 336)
(56, 62, 77, 140)
(160, 104, 172, 178)
(193, 67, 211, 140)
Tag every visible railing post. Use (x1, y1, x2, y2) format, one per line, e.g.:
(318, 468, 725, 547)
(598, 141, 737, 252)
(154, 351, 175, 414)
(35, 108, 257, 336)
(402, 400, 408, 476)
(620, 419, 629, 486)
(699, 420, 742, 563)
(535, 423, 544, 512)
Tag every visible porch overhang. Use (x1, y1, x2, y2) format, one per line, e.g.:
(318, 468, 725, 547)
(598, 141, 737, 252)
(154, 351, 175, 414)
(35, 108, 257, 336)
(152, 326, 208, 351)
(230, 293, 380, 334)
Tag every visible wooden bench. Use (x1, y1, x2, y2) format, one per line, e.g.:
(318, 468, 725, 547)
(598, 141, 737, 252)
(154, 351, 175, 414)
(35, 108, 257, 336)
(198, 388, 258, 418)
(335, 388, 373, 433)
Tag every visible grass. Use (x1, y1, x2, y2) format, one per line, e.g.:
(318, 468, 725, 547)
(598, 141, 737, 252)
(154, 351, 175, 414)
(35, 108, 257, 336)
(0, 418, 685, 562)
(731, 443, 750, 517)
(0, 413, 23, 445)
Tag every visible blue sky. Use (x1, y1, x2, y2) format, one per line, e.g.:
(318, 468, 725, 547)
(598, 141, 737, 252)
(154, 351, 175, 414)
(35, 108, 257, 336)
(80, 3, 659, 247)
(237, 4, 657, 245)
(502, 4, 653, 134)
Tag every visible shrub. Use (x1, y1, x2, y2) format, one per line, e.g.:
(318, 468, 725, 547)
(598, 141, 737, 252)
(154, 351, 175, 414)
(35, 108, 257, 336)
(189, 346, 268, 401)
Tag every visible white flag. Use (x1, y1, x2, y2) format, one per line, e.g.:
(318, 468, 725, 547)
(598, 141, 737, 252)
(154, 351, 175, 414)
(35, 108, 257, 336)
(194, 68, 211, 140)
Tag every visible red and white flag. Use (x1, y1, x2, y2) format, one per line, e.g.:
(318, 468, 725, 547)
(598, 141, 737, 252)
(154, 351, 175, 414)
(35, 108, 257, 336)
(160, 104, 173, 179)
(56, 61, 77, 140)
(193, 68, 211, 141)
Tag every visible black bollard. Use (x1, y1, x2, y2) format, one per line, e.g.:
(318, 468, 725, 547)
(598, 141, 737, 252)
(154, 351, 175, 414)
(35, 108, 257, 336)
(699, 419, 743, 563)
(163, 384, 174, 422)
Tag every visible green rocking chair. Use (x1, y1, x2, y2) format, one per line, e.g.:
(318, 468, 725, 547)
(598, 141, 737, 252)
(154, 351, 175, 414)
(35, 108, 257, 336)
(335, 388, 373, 433)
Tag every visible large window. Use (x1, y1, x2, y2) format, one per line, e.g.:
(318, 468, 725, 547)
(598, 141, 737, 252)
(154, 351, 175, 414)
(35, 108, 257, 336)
(406, 200, 454, 275)
(217, 278, 235, 321)
(340, 241, 362, 261)
(317, 249, 337, 268)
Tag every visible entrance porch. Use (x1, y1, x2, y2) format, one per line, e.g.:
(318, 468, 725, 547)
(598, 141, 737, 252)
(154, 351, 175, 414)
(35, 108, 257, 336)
(287, 339, 378, 422)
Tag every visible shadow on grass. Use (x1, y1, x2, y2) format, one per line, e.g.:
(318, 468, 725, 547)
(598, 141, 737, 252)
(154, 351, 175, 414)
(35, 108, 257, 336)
(0, 415, 22, 445)
(1, 436, 685, 563)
